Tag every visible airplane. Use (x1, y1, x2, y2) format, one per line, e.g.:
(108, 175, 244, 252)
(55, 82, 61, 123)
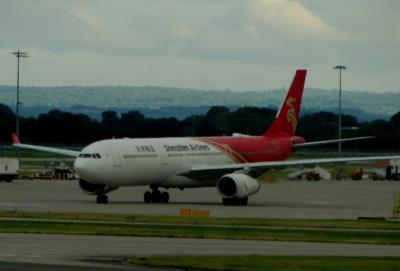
(12, 69, 400, 205)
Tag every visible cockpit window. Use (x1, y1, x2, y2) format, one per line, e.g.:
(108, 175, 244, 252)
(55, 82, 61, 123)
(78, 153, 102, 159)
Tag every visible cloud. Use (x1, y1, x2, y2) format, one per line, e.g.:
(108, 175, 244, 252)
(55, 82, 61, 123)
(70, 8, 103, 30)
(167, 0, 349, 66)
(169, 25, 197, 40)
(249, 0, 344, 41)
(0, 0, 399, 91)
(0, 0, 345, 64)
(0, 1, 94, 52)
(220, 0, 346, 43)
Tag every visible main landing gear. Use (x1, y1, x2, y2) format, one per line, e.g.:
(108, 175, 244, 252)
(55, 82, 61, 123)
(144, 186, 169, 204)
(222, 197, 248, 206)
(96, 194, 109, 204)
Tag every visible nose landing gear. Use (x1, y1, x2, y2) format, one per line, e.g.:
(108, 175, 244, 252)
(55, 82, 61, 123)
(144, 186, 169, 204)
(96, 194, 109, 204)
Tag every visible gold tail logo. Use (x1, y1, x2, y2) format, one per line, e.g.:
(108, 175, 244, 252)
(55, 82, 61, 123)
(286, 97, 297, 133)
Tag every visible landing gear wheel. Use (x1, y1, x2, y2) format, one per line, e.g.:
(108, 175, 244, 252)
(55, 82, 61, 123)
(143, 186, 170, 204)
(5, 177, 13, 183)
(96, 194, 109, 204)
(151, 190, 162, 203)
(161, 192, 170, 203)
(239, 197, 248, 206)
(144, 191, 152, 203)
(222, 197, 230, 205)
(222, 197, 248, 206)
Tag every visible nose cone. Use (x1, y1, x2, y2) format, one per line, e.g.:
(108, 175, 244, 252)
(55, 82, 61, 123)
(74, 158, 91, 180)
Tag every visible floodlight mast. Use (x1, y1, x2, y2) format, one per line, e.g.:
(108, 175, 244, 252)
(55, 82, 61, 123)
(12, 50, 28, 139)
(333, 65, 347, 153)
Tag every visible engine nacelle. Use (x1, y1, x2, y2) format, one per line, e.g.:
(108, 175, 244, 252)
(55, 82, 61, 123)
(79, 179, 118, 195)
(217, 173, 260, 198)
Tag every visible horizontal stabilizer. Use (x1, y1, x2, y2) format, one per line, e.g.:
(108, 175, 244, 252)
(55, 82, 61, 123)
(293, 136, 374, 149)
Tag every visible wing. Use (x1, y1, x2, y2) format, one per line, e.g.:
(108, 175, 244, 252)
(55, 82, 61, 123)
(179, 155, 400, 178)
(12, 133, 80, 157)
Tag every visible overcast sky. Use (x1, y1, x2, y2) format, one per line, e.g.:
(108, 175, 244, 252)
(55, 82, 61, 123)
(0, 0, 399, 92)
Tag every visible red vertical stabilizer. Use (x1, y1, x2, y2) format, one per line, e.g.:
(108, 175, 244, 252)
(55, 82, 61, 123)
(263, 69, 307, 137)
(11, 133, 20, 145)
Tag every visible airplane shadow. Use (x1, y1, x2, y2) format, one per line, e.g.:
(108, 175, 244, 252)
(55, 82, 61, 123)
(77, 199, 344, 209)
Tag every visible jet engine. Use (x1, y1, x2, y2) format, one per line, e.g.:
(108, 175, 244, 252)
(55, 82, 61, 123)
(217, 173, 260, 198)
(79, 179, 118, 195)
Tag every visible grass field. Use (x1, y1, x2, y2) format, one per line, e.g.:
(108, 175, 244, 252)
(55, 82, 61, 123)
(0, 211, 399, 244)
(130, 256, 400, 271)
(0, 220, 395, 244)
(1, 210, 400, 230)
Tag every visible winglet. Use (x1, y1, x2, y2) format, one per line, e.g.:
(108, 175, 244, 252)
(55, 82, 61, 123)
(12, 133, 20, 145)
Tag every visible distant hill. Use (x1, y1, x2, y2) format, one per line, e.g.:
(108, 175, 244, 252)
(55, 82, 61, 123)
(0, 85, 398, 121)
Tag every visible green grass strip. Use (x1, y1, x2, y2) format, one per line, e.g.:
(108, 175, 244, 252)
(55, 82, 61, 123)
(0, 219, 399, 244)
(1, 210, 400, 230)
(130, 256, 400, 271)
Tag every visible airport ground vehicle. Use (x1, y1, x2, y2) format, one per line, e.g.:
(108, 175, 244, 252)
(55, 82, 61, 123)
(351, 168, 364, 181)
(0, 158, 19, 182)
(386, 163, 400, 180)
(370, 160, 400, 181)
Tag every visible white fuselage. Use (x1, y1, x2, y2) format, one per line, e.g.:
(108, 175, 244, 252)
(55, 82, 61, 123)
(74, 137, 236, 188)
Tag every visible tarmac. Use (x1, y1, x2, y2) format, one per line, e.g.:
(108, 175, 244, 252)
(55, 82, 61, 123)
(0, 179, 399, 219)
(0, 233, 400, 270)
(0, 179, 399, 270)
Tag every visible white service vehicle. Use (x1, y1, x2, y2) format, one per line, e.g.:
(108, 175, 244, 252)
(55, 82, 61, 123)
(0, 158, 19, 182)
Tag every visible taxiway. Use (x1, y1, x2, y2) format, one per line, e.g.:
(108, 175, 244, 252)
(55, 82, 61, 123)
(0, 180, 399, 219)
(0, 233, 399, 270)
(0, 180, 399, 270)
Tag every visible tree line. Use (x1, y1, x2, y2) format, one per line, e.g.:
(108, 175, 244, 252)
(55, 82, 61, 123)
(0, 103, 399, 151)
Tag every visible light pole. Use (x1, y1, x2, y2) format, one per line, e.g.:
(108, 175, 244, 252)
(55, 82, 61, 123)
(12, 50, 28, 139)
(191, 116, 196, 137)
(333, 65, 347, 153)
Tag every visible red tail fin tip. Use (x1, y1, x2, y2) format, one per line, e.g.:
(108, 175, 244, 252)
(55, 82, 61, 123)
(264, 69, 307, 137)
(12, 133, 20, 145)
